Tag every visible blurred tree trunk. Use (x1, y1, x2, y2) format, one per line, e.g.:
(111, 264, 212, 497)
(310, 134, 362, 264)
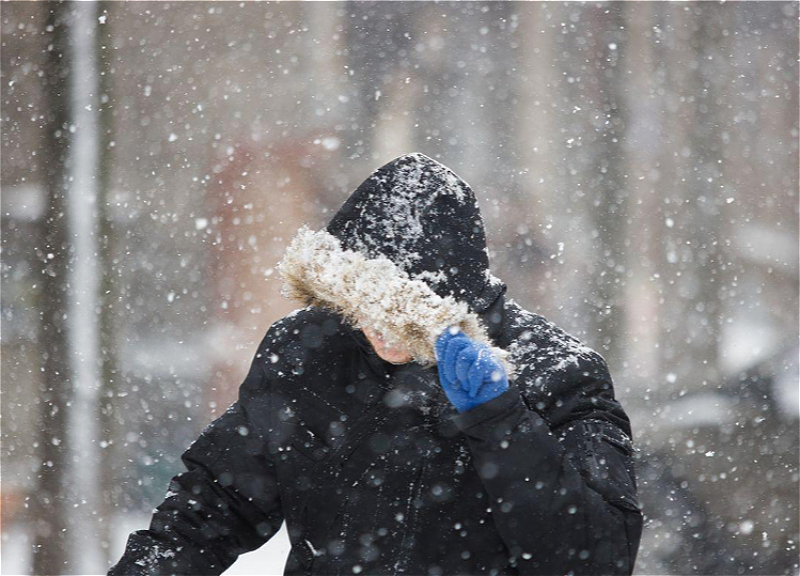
(33, 3, 105, 572)
(32, 3, 73, 573)
(95, 0, 118, 565)
(344, 2, 416, 164)
(681, 6, 726, 389)
(654, 4, 726, 396)
(66, 1, 104, 570)
(584, 3, 630, 367)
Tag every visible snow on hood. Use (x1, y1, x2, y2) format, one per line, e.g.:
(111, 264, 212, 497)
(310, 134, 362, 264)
(277, 153, 512, 373)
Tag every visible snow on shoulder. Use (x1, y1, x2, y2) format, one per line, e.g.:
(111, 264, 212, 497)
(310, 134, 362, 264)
(277, 225, 513, 375)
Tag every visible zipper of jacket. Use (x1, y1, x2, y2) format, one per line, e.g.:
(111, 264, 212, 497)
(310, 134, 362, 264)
(393, 460, 427, 575)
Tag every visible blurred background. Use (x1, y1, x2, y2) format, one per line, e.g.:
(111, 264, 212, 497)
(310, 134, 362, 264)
(1, 2, 797, 574)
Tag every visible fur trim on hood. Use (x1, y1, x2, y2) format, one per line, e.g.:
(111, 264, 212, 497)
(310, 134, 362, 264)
(278, 226, 513, 376)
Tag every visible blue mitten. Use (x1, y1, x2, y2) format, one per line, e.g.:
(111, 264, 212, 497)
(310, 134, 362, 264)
(435, 327, 508, 413)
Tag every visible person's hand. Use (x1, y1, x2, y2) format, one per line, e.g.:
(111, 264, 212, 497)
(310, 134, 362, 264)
(434, 327, 508, 413)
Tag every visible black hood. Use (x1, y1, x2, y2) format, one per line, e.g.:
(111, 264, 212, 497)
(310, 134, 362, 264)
(325, 153, 505, 314)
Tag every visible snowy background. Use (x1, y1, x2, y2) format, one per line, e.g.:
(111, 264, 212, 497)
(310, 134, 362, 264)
(1, 2, 798, 575)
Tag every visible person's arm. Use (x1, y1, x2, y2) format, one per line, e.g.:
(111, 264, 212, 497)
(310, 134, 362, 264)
(108, 331, 284, 576)
(436, 330, 642, 574)
(437, 332, 642, 575)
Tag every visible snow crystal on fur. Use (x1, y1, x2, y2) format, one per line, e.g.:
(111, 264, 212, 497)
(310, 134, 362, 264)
(278, 226, 513, 375)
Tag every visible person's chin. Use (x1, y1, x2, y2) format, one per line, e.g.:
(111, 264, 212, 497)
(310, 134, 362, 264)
(380, 351, 412, 365)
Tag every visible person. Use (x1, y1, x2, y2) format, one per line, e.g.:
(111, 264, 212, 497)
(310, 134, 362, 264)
(109, 152, 643, 576)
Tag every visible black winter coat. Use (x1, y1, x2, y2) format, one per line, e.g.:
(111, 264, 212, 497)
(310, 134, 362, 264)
(109, 154, 643, 576)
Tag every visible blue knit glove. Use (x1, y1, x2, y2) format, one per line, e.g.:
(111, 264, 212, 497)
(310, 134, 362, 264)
(435, 327, 508, 413)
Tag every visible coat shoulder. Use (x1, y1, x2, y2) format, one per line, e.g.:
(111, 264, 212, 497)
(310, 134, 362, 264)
(499, 298, 630, 433)
(501, 298, 609, 379)
(254, 306, 354, 378)
(263, 306, 348, 344)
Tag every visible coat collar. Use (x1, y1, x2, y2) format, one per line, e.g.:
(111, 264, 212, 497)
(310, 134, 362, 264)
(478, 283, 507, 343)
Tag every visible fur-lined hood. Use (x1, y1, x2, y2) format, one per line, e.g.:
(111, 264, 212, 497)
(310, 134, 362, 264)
(277, 153, 511, 373)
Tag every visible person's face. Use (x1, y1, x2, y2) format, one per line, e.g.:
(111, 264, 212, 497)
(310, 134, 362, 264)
(361, 326, 413, 365)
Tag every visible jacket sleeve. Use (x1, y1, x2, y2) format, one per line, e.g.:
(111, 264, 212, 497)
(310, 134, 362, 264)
(108, 331, 284, 576)
(450, 356, 643, 576)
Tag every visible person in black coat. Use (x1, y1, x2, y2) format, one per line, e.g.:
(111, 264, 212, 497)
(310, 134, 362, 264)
(109, 153, 643, 576)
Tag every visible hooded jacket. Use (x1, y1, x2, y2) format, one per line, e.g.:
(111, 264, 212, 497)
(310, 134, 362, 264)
(109, 153, 643, 576)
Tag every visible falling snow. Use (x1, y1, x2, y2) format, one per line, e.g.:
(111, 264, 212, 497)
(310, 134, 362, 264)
(1, 2, 797, 576)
